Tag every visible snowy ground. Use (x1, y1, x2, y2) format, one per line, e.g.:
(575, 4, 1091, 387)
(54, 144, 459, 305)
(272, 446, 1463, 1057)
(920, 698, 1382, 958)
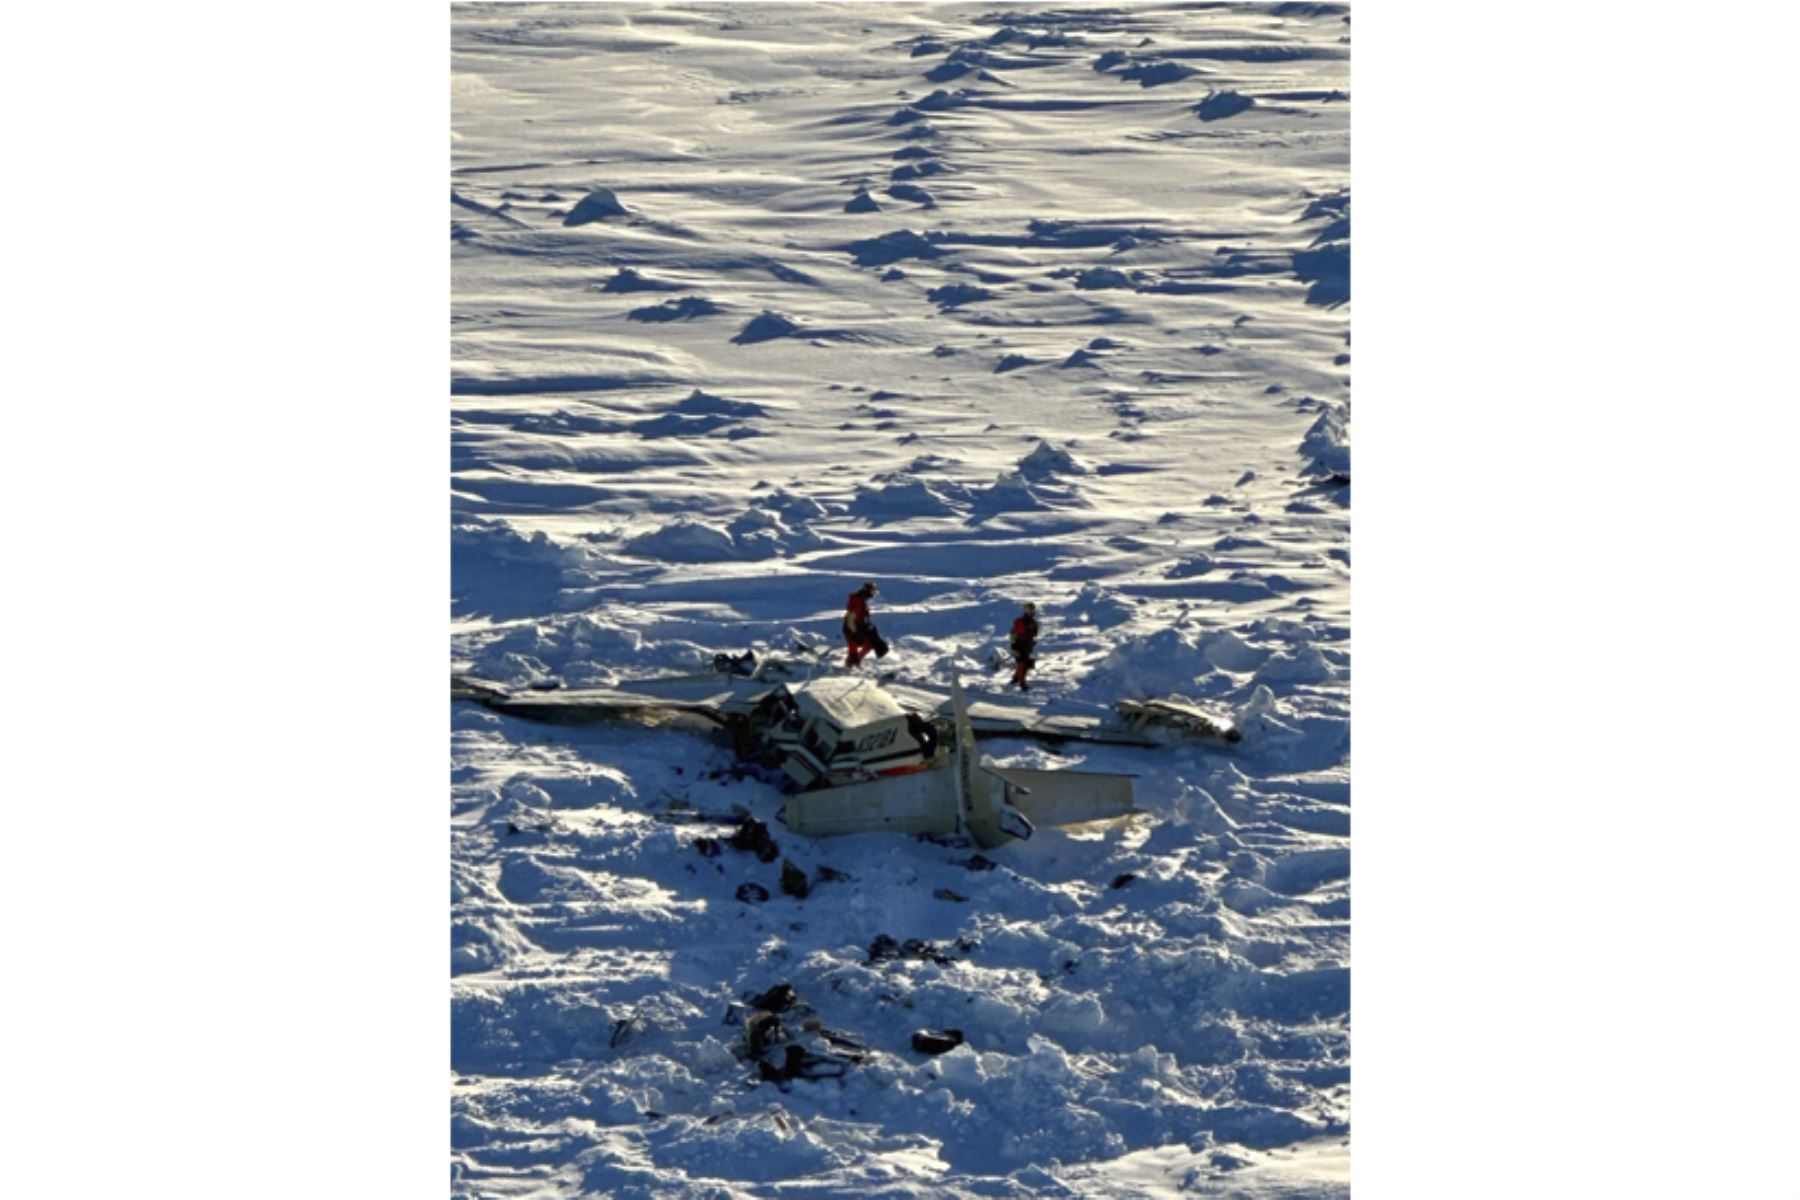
(452, 4, 1349, 1195)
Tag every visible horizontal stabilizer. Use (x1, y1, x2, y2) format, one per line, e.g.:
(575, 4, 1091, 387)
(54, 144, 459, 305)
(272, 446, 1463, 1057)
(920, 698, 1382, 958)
(988, 767, 1136, 828)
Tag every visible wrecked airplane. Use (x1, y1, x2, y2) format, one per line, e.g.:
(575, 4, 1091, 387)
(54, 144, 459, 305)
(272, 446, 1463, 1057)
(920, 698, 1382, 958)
(452, 659, 1238, 850)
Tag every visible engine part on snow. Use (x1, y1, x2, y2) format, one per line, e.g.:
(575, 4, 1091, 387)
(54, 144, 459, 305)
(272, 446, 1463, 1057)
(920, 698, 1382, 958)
(750, 984, 798, 1014)
(711, 649, 759, 676)
(735, 883, 770, 903)
(744, 1010, 785, 1059)
(740, 994, 861, 1086)
(727, 817, 780, 863)
(911, 1029, 965, 1055)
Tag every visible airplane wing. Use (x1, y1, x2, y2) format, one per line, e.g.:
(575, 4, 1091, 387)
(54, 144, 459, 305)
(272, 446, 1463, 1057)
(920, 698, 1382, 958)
(451, 672, 773, 726)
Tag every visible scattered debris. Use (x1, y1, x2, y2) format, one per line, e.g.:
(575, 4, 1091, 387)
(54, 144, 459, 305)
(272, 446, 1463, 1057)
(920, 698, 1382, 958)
(912, 1028, 966, 1055)
(1110, 873, 1139, 889)
(736, 984, 867, 1087)
(758, 1044, 851, 1083)
(868, 935, 956, 965)
(728, 817, 781, 863)
(744, 1009, 784, 1058)
(712, 650, 759, 675)
(750, 983, 798, 1014)
(780, 860, 811, 899)
(933, 888, 968, 903)
(736, 883, 770, 903)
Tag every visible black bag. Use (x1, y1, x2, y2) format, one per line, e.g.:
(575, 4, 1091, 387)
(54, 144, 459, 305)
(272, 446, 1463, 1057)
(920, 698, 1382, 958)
(869, 628, 890, 658)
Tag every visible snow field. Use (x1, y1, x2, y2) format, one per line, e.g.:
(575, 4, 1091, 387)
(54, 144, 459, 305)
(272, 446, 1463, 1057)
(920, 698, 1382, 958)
(454, 4, 1348, 1194)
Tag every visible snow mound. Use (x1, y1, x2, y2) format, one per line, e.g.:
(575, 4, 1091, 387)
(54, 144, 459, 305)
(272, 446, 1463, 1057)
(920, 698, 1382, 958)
(674, 388, 766, 419)
(731, 311, 803, 344)
(843, 228, 945, 267)
(622, 505, 819, 561)
(1253, 642, 1340, 685)
(1300, 405, 1350, 476)
(1196, 90, 1256, 121)
(627, 296, 723, 322)
(928, 282, 992, 308)
(1201, 629, 1268, 673)
(752, 488, 832, 523)
(621, 518, 741, 562)
(726, 507, 823, 556)
(842, 190, 880, 213)
(1121, 59, 1198, 88)
(849, 476, 966, 522)
(562, 187, 631, 225)
(1294, 240, 1350, 307)
(1168, 552, 1216, 578)
(599, 267, 680, 293)
(890, 158, 945, 181)
(453, 518, 590, 572)
(1018, 439, 1086, 477)
(452, 519, 593, 618)
(1076, 267, 1134, 290)
(1087, 628, 1218, 697)
(967, 471, 1057, 515)
(1068, 584, 1134, 629)
(889, 183, 937, 208)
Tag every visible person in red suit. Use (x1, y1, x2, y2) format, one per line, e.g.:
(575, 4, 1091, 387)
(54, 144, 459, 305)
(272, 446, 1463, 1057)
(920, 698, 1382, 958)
(843, 581, 886, 668)
(1010, 601, 1039, 691)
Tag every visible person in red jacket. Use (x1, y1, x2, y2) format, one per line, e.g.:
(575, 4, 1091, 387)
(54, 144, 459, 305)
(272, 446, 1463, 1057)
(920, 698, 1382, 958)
(843, 581, 887, 668)
(1010, 601, 1039, 690)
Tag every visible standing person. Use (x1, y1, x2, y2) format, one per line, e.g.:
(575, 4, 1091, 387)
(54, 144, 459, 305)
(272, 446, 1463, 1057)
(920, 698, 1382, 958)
(1010, 601, 1039, 691)
(843, 581, 886, 668)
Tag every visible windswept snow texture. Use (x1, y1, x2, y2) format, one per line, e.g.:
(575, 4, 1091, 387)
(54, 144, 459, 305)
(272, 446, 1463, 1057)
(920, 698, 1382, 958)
(453, 4, 1349, 1197)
